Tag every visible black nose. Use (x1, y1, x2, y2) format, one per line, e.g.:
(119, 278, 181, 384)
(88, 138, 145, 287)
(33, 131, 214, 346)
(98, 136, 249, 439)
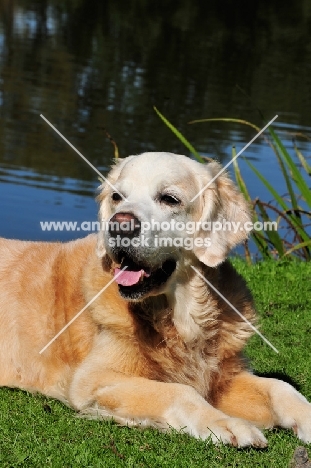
(108, 213, 141, 237)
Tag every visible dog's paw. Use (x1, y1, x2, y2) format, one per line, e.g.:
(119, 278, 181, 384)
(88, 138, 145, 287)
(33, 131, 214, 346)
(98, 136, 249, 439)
(273, 386, 311, 443)
(292, 407, 311, 443)
(207, 417, 267, 448)
(268, 379, 311, 443)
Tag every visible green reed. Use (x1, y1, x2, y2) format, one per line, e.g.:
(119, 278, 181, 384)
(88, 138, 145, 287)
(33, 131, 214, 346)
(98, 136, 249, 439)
(155, 108, 311, 261)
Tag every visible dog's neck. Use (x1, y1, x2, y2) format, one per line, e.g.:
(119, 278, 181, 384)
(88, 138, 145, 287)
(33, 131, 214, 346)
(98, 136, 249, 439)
(129, 263, 220, 345)
(169, 263, 220, 343)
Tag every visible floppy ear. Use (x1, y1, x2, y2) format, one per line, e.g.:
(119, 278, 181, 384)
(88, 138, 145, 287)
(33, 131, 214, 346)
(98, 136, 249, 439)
(96, 179, 109, 258)
(96, 156, 135, 258)
(193, 162, 252, 267)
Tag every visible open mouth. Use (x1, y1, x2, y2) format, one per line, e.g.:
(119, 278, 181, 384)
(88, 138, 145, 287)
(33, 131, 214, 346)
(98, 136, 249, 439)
(114, 254, 177, 300)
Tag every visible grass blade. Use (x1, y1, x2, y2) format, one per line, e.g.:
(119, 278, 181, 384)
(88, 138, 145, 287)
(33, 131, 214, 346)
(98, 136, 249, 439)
(293, 141, 311, 175)
(284, 240, 311, 257)
(255, 199, 285, 257)
(231, 148, 272, 259)
(271, 141, 300, 216)
(268, 127, 311, 207)
(244, 158, 310, 245)
(189, 118, 274, 150)
(231, 146, 252, 203)
(154, 107, 204, 163)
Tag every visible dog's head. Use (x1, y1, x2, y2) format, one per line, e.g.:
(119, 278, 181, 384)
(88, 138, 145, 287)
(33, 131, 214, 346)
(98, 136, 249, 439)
(97, 152, 251, 300)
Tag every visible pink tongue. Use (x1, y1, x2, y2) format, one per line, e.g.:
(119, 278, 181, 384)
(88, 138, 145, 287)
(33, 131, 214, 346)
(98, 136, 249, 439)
(114, 268, 149, 286)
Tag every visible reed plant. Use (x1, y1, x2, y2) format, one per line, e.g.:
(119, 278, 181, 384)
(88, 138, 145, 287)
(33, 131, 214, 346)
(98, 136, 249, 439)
(154, 107, 311, 262)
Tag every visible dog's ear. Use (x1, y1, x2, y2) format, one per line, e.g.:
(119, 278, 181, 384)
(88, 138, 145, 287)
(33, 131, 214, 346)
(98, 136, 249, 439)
(96, 178, 109, 258)
(193, 162, 252, 267)
(96, 157, 135, 258)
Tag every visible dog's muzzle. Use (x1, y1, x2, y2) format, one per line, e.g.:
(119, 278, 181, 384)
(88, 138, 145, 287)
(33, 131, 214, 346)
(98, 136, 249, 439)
(106, 212, 177, 300)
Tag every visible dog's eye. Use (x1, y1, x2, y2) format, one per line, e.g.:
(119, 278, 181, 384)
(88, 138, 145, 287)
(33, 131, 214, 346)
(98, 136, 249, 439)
(160, 194, 181, 206)
(111, 192, 122, 202)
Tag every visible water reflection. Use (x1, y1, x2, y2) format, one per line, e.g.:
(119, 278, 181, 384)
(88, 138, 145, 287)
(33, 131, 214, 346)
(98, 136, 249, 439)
(0, 163, 96, 195)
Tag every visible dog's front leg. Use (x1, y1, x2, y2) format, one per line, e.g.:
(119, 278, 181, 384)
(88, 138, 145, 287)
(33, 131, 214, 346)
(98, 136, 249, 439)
(69, 364, 267, 447)
(216, 372, 311, 443)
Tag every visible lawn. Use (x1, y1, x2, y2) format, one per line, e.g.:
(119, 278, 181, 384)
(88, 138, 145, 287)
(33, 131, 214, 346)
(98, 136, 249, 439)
(1, 259, 310, 467)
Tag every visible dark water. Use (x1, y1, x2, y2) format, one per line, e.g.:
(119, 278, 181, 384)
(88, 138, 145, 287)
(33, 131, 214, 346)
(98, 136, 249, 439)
(0, 0, 311, 246)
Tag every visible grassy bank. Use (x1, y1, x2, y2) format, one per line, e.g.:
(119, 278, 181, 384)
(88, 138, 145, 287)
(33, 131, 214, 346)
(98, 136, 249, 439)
(1, 260, 310, 468)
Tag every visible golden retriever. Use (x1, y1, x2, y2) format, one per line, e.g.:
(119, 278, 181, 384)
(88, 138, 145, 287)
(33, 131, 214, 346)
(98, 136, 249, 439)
(0, 152, 310, 447)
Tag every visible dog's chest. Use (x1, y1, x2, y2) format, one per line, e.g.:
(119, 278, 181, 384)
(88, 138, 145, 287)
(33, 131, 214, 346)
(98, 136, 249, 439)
(136, 324, 218, 399)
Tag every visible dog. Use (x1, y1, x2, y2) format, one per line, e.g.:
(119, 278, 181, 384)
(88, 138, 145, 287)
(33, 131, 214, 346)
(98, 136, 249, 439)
(0, 151, 310, 447)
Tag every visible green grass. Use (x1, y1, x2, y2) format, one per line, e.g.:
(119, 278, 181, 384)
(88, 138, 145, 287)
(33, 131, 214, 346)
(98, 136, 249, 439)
(1, 260, 311, 467)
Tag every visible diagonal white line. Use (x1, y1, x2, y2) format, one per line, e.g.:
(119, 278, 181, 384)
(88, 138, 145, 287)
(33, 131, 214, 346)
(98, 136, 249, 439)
(190, 115, 278, 202)
(40, 114, 128, 202)
(191, 266, 279, 353)
(39, 267, 127, 354)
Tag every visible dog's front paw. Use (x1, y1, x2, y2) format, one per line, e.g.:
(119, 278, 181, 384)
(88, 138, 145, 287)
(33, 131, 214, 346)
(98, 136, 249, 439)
(207, 417, 267, 448)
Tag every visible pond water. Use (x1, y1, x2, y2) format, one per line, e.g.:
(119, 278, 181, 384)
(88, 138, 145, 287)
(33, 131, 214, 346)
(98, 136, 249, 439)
(0, 0, 310, 254)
